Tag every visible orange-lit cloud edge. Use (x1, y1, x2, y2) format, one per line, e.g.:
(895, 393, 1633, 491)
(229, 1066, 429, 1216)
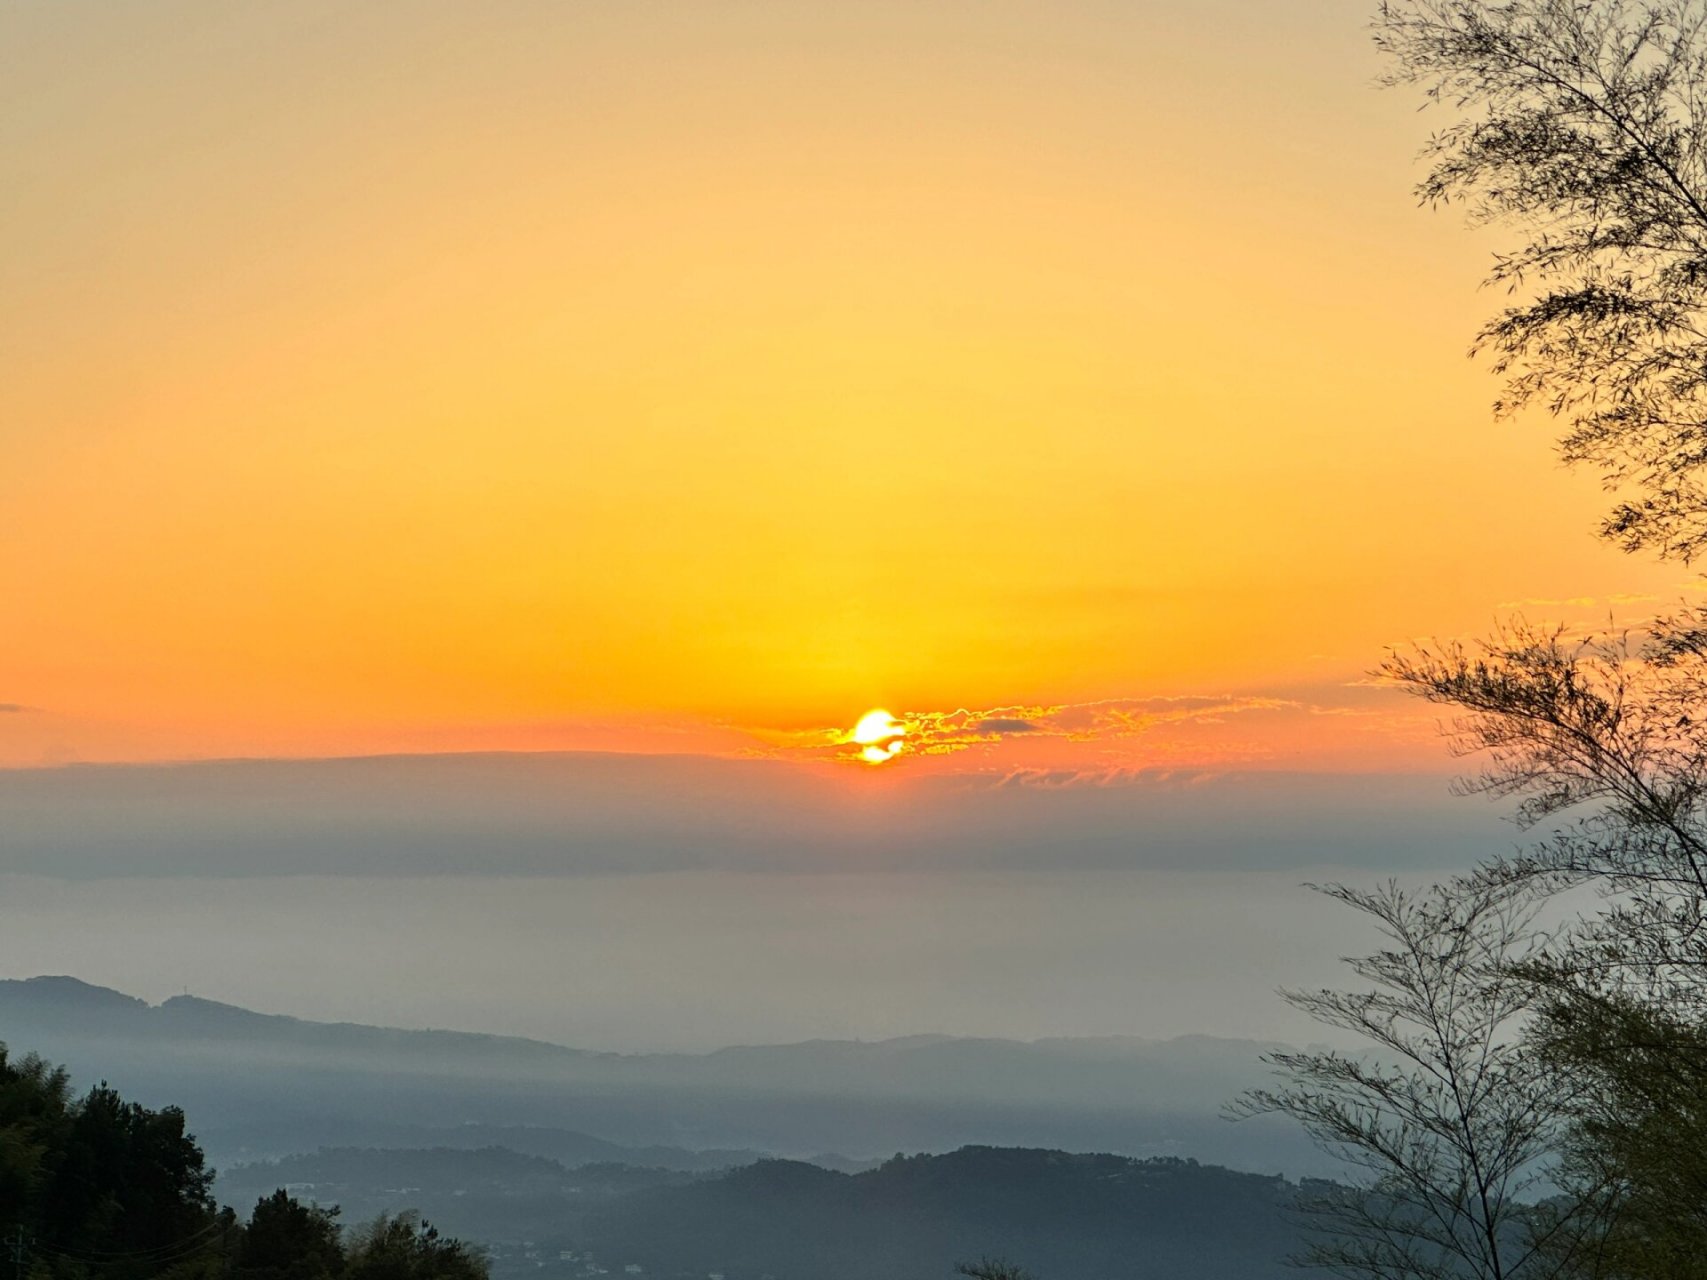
(739, 682, 1426, 777)
(5, 586, 1699, 781)
(0, 674, 1423, 776)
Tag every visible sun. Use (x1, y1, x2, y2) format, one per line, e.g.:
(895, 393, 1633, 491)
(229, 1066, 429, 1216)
(850, 708, 906, 765)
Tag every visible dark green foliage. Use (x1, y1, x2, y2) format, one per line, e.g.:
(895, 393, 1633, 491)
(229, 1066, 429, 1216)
(236, 1193, 342, 1280)
(0, 1044, 487, 1280)
(1525, 994, 1707, 1280)
(42, 1084, 220, 1279)
(1, 1044, 233, 1280)
(342, 1216, 485, 1280)
(0, 1048, 70, 1234)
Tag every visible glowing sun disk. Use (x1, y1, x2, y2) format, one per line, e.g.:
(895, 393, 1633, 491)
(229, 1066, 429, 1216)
(850, 708, 906, 765)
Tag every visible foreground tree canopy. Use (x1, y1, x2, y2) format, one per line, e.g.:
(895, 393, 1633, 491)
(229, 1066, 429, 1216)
(0, 1046, 487, 1280)
(1379, 0, 1707, 560)
(1234, 880, 1590, 1280)
(1250, 4, 1707, 1279)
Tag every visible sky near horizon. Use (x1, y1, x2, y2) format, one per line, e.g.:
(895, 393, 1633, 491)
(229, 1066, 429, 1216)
(8, 0, 1694, 1051)
(2, 0, 1688, 777)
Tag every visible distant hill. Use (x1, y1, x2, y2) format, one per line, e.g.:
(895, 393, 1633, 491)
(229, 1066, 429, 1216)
(582, 1146, 1301, 1280)
(0, 976, 1328, 1176)
(207, 1120, 770, 1175)
(217, 1143, 1305, 1280)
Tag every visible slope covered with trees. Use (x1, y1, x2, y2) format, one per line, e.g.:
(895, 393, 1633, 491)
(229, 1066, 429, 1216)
(0, 1030, 1327, 1280)
(0, 1044, 487, 1280)
(573, 1148, 1299, 1280)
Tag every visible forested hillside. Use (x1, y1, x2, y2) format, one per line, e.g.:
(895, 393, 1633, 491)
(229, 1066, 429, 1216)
(219, 1143, 1304, 1280)
(576, 1148, 1298, 1280)
(0, 1045, 486, 1280)
(3, 1036, 1310, 1280)
(0, 977, 1318, 1176)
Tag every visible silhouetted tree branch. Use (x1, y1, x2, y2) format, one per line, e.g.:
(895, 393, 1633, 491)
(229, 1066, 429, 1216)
(1378, 0, 1707, 559)
(1234, 878, 1595, 1280)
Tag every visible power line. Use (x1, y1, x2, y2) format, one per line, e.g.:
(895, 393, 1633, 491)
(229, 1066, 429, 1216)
(40, 1219, 226, 1264)
(70, 1220, 224, 1259)
(5, 1226, 29, 1280)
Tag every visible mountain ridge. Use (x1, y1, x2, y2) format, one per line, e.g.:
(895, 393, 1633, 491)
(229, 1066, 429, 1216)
(0, 976, 1291, 1060)
(0, 974, 1329, 1177)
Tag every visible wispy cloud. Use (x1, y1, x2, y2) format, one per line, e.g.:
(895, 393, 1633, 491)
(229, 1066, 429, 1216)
(754, 695, 1305, 765)
(906, 696, 1306, 758)
(0, 704, 32, 714)
(988, 765, 1220, 790)
(977, 718, 1039, 734)
(1494, 592, 1661, 611)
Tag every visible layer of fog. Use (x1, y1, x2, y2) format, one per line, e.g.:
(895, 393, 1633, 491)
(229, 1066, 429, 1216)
(1, 869, 1398, 1052)
(0, 751, 1500, 878)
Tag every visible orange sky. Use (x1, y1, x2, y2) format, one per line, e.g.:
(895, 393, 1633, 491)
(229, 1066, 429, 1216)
(1, 0, 1688, 773)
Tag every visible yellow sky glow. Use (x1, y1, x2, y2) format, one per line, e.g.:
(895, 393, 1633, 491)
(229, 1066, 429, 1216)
(0, 0, 1684, 772)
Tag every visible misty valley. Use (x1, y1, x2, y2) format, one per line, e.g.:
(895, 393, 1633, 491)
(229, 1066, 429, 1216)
(1, 977, 1315, 1279)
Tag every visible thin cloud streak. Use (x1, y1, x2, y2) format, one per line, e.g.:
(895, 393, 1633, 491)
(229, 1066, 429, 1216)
(751, 692, 1440, 771)
(752, 694, 1350, 766)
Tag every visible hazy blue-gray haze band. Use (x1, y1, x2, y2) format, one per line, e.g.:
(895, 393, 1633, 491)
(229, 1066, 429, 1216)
(0, 751, 1501, 879)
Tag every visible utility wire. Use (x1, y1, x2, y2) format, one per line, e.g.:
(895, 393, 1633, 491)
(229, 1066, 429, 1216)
(35, 1219, 227, 1265)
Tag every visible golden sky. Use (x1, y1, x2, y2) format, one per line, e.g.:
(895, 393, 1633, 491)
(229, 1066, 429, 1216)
(0, 0, 1685, 772)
